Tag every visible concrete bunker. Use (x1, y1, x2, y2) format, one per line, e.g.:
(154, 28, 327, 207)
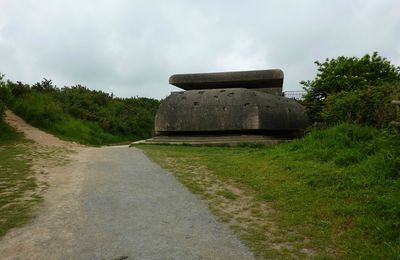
(153, 69, 307, 142)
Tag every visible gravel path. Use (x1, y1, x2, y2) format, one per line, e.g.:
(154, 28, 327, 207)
(0, 145, 254, 260)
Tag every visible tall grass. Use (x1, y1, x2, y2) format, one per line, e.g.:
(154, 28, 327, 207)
(3, 78, 160, 145)
(140, 123, 400, 258)
(11, 92, 130, 145)
(270, 124, 399, 257)
(0, 119, 23, 144)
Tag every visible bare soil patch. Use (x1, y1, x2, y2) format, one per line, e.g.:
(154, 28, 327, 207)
(0, 111, 85, 258)
(4, 110, 83, 197)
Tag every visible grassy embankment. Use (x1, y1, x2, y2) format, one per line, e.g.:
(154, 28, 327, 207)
(139, 124, 399, 259)
(11, 91, 125, 145)
(5, 79, 160, 146)
(0, 120, 42, 237)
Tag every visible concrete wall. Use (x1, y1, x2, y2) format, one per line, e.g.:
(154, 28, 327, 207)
(155, 88, 306, 134)
(169, 69, 284, 95)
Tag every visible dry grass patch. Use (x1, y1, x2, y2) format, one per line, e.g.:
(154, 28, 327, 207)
(0, 139, 75, 237)
(140, 147, 317, 259)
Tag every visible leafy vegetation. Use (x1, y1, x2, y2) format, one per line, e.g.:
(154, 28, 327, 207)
(301, 52, 400, 123)
(2, 78, 160, 145)
(0, 74, 15, 144)
(322, 82, 400, 128)
(140, 123, 400, 258)
(0, 74, 11, 124)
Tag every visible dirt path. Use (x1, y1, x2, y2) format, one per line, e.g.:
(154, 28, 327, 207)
(4, 110, 80, 148)
(3, 110, 82, 200)
(0, 111, 254, 259)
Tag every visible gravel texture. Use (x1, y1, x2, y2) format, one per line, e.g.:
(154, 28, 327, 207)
(0, 145, 254, 260)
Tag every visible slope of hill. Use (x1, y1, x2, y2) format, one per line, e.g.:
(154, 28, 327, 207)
(3, 79, 160, 145)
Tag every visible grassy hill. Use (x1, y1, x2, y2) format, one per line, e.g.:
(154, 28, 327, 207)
(2, 78, 160, 145)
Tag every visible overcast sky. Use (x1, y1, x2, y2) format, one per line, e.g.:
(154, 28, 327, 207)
(0, 0, 399, 99)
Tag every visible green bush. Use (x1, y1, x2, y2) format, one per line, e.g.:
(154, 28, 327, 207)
(287, 123, 399, 178)
(4, 76, 160, 145)
(321, 82, 400, 127)
(11, 91, 128, 145)
(0, 74, 10, 118)
(302, 52, 400, 123)
(7, 80, 31, 98)
(0, 74, 22, 144)
(51, 114, 124, 145)
(12, 92, 63, 128)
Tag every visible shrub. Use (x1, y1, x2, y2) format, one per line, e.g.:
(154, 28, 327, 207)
(0, 74, 10, 116)
(6, 77, 160, 145)
(287, 123, 385, 166)
(0, 73, 22, 143)
(12, 92, 63, 128)
(321, 82, 400, 128)
(302, 52, 400, 122)
(6, 80, 31, 99)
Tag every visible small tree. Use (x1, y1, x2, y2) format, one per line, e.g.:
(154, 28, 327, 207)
(31, 78, 58, 92)
(301, 52, 400, 122)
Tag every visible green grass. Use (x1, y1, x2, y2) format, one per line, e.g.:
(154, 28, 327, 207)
(0, 119, 23, 145)
(11, 92, 134, 145)
(0, 120, 41, 237)
(48, 114, 127, 145)
(139, 123, 400, 259)
(4, 81, 159, 146)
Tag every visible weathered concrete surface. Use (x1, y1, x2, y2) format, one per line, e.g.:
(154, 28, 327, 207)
(169, 69, 283, 95)
(155, 88, 306, 134)
(0, 146, 254, 260)
(133, 135, 288, 146)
